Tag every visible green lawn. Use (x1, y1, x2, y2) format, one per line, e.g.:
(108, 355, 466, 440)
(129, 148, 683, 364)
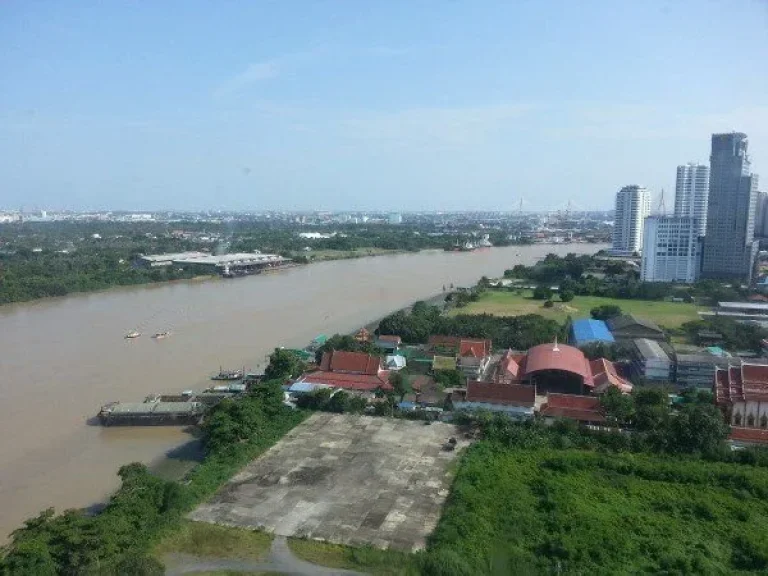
(451, 290, 702, 329)
(154, 520, 273, 561)
(287, 539, 418, 576)
(426, 442, 768, 575)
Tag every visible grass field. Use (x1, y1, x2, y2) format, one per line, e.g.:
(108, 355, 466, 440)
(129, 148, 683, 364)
(451, 290, 702, 329)
(287, 539, 418, 575)
(427, 442, 768, 575)
(154, 520, 273, 561)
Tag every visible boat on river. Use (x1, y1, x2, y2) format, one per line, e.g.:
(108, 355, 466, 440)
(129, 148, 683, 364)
(151, 331, 171, 339)
(211, 367, 244, 381)
(124, 331, 141, 339)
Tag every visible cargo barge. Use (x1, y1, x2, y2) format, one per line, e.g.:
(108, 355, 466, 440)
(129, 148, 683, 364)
(98, 395, 205, 426)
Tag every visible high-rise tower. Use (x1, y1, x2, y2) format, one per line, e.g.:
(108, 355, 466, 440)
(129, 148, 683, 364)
(701, 133, 759, 280)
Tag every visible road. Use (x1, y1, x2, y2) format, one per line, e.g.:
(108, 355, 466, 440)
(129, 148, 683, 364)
(164, 535, 367, 575)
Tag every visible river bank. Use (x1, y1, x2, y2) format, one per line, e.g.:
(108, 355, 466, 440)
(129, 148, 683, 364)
(0, 243, 605, 540)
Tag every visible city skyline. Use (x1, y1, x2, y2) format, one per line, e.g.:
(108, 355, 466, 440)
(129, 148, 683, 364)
(1, 1, 767, 211)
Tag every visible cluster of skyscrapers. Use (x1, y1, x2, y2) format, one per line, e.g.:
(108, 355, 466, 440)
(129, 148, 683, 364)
(611, 132, 762, 283)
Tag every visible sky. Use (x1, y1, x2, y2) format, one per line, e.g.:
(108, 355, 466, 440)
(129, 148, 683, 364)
(1, 1, 768, 212)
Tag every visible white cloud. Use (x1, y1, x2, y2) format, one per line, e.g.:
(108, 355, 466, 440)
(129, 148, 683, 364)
(214, 60, 279, 98)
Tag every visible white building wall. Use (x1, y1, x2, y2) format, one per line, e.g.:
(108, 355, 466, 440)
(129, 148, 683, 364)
(612, 185, 651, 254)
(733, 400, 768, 427)
(641, 216, 702, 283)
(675, 163, 709, 237)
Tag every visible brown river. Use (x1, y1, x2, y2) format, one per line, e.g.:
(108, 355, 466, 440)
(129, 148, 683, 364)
(0, 243, 603, 540)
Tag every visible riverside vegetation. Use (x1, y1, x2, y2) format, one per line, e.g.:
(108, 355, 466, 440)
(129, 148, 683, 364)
(0, 381, 306, 575)
(4, 368, 768, 574)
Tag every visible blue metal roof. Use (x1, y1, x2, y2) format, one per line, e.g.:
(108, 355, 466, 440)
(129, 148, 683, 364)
(570, 318, 615, 344)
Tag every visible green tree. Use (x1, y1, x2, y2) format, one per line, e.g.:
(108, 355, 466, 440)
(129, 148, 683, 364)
(264, 348, 306, 381)
(590, 304, 622, 321)
(666, 403, 729, 455)
(532, 285, 552, 300)
(559, 289, 575, 303)
(389, 372, 410, 400)
(600, 387, 635, 427)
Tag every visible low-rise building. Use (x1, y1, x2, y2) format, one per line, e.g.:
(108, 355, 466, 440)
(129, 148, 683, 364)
(675, 353, 731, 388)
(457, 338, 492, 379)
(375, 335, 402, 353)
(539, 393, 606, 425)
(293, 350, 391, 394)
(607, 315, 665, 342)
(426, 335, 492, 380)
(704, 301, 768, 324)
(453, 381, 535, 419)
(384, 355, 406, 371)
(631, 338, 672, 382)
(568, 318, 615, 347)
(138, 251, 208, 267)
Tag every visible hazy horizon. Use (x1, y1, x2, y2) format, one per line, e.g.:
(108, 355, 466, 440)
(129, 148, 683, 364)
(2, 1, 767, 212)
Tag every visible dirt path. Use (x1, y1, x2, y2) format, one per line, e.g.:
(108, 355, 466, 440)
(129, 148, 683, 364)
(164, 535, 367, 575)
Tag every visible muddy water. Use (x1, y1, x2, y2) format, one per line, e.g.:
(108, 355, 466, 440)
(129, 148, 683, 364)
(0, 243, 603, 539)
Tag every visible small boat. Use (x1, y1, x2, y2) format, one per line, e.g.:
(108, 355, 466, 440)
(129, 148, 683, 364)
(124, 331, 141, 339)
(151, 331, 171, 339)
(211, 367, 244, 381)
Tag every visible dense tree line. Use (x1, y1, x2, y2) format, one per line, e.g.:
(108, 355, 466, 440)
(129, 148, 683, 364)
(681, 316, 768, 353)
(377, 301, 560, 350)
(0, 381, 305, 574)
(0, 220, 520, 304)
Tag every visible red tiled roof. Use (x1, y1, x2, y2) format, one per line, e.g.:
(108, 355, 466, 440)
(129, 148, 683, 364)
(590, 358, 633, 394)
(298, 370, 392, 391)
(459, 339, 492, 358)
(465, 381, 535, 407)
(498, 349, 522, 376)
(376, 335, 402, 344)
(729, 427, 768, 444)
(715, 363, 768, 405)
(525, 342, 593, 386)
(539, 393, 605, 423)
(319, 350, 381, 375)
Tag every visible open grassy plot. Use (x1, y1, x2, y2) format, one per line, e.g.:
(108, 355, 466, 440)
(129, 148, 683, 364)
(154, 520, 273, 561)
(452, 290, 702, 328)
(288, 539, 418, 575)
(427, 442, 768, 574)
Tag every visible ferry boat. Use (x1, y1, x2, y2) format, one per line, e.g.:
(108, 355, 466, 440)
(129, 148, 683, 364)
(124, 331, 141, 339)
(151, 331, 171, 339)
(210, 367, 244, 381)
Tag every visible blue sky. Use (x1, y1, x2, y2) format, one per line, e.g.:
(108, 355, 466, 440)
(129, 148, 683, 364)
(1, 1, 767, 212)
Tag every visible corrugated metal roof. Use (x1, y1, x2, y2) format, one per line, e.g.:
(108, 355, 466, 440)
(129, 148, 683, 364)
(570, 319, 615, 343)
(634, 338, 669, 361)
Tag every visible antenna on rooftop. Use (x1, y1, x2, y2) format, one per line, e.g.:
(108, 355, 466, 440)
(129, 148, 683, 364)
(656, 188, 667, 216)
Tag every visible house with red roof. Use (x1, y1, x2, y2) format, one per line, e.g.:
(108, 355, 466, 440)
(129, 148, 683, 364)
(539, 393, 606, 425)
(293, 350, 391, 394)
(453, 381, 536, 419)
(714, 363, 768, 430)
(427, 335, 493, 380)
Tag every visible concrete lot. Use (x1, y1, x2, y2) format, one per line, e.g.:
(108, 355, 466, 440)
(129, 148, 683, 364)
(190, 413, 469, 551)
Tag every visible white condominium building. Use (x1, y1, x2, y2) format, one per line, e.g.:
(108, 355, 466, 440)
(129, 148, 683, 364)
(674, 163, 709, 237)
(612, 185, 651, 255)
(641, 215, 702, 283)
